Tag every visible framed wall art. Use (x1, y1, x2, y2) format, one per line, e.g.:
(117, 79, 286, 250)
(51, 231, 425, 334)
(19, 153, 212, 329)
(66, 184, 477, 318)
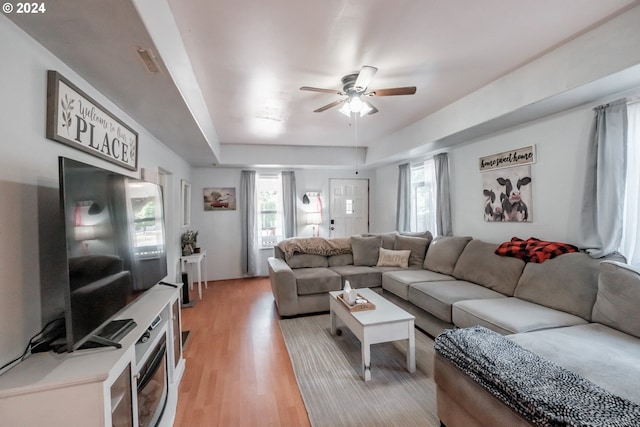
(482, 164, 533, 222)
(181, 180, 192, 227)
(46, 70, 138, 171)
(203, 187, 236, 211)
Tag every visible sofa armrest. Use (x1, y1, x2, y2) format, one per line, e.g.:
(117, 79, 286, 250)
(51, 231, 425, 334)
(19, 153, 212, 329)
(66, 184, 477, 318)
(268, 257, 299, 316)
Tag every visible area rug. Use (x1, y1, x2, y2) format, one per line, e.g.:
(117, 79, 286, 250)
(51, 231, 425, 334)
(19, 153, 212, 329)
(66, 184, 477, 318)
(279, 314, 440, 427)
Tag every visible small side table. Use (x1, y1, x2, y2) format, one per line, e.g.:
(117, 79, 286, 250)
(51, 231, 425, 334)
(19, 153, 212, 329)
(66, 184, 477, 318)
(180, 250, 208, 300)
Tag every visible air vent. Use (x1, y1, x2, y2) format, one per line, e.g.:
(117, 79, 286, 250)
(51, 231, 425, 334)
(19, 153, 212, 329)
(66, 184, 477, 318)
(136, 47, 161, 74)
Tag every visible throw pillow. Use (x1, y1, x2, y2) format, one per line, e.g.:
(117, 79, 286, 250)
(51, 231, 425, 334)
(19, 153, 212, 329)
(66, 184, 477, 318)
(423, 236, 472, 275)
(376, 248, 411, 268)
(351, 235, 383, 266)
(399, 230, 433, 239)
(394, 235, 432, 267)
(362, 232, 398, 249)
(592, 261, 640, 338)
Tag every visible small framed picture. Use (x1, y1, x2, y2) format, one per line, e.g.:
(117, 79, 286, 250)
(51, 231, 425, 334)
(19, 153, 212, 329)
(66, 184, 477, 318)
(203, 187, 236, 211)
(181, 180, 192, 227)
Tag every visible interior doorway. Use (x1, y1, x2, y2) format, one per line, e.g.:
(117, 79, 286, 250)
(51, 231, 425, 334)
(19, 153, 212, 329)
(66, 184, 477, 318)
(329, 178, 369, 238)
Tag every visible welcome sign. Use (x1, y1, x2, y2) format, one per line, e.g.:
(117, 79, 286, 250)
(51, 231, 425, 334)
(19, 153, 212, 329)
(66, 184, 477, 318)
(46, 71, 138, 171)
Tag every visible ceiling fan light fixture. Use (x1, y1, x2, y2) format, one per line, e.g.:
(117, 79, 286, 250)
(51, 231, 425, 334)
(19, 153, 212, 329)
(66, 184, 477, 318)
(359, 101, 373, 116)
(338, 96, 373, 117)
(349, 96, 363, 113)
(338, 102, 351, 117)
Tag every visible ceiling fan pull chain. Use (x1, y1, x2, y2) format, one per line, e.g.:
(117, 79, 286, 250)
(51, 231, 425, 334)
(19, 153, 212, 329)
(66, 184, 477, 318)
(354, 113, 359, 175)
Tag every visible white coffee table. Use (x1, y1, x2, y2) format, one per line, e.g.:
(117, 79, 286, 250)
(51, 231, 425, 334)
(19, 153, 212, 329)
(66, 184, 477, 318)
(329, 288, 416, 381)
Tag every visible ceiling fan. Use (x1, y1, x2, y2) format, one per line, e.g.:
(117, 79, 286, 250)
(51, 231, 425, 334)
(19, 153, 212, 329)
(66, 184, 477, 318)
(300, 65, 416, 117)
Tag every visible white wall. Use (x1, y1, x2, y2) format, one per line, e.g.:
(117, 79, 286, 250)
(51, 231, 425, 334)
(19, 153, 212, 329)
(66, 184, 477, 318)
(450, 106, 593, 243)
(191, 167, 376, 279)
(372, 101, 613, 245)
(0, 16, 191, 365)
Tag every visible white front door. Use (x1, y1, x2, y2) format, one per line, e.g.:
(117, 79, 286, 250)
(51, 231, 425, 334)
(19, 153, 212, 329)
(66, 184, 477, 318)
(329, 179, 369, 237)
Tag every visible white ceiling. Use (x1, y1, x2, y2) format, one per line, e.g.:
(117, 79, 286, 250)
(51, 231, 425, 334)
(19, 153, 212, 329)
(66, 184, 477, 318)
(7, 0, 638, 167)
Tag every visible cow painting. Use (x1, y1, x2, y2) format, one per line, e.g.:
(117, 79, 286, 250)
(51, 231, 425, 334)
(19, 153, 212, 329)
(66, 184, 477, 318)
(481, 164, 533, 222)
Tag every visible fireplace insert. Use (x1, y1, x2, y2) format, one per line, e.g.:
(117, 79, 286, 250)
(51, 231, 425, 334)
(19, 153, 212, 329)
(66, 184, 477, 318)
(137, 334, 168, 427)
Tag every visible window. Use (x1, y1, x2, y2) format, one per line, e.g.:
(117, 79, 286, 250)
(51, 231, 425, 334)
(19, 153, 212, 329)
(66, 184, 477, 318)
(620, 100, 640, 266)
(410, 159, 437, 233)
(257, 174, 284, 247)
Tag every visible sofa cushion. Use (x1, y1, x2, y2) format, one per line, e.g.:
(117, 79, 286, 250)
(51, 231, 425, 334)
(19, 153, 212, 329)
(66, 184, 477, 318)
(382, 269, 456, 300)
(363, 232, 398, 249)
(372, 265, 412, 273)
(394, 235, 432, 267)
(409, 281, 505, 323)
(423, 236, 472, 275)
(327, 253, 353, 267)
(292, 268, 341, 295)
(273, 245, 286, 259)
(328, 265, 382, 289)
(509, 323, 640, 404)
(592, 261, 640, 338)
(452, 297, 588, 335)
(400, 230, 434, 239)
(376, 248, 411, 268)
(286, 253, 329, 269)
(452, 240, 525, 296)
(351, 235, 382, 266)
(514, 252, 605, 321)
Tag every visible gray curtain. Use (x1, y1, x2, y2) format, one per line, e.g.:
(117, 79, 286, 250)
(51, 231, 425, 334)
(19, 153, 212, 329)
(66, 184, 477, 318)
(281, 171, 297, 238)
(396, 163, 411, 232)
(434, 153, 453, 236)
(579, 99, 628, 258)
(240, 170, 258, 276)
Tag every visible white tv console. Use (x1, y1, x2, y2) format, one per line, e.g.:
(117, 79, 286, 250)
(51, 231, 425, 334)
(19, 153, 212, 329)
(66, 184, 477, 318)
(0, 283, 185, 427)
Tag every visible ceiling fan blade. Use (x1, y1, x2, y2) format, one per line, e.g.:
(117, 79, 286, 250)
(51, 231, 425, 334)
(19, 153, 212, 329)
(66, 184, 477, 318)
(300, 86, 343, 95)
(313, 99, 345, 113)
(354, 66, 378, 92)
(370, 86, 417, 96)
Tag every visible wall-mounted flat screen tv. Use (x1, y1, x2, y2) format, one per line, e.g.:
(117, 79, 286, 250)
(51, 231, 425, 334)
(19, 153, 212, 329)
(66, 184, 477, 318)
(59, 157, 168, 351)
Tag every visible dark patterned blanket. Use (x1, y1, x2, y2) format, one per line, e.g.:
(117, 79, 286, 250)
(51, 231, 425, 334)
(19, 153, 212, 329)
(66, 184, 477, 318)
(435, 327, 640, 427)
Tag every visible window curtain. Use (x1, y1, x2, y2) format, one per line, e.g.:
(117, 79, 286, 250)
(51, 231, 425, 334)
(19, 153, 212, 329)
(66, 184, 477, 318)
(396, 163, 410, 232)
(621, 101, 640, 266)
(434, 153, 453, 236)
(281, 171, 297, 238)
(240, 170, 258, 276)
(579, 99, 628, 258)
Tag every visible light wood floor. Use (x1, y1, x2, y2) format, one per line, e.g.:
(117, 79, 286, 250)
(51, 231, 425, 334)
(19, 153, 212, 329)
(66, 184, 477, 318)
(174, 277, 311, 427)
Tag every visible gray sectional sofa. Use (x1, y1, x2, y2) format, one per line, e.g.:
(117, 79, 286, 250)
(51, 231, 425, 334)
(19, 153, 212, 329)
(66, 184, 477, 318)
(269, 234, 611, 337)
(435, 260, 640, 426)
(268, 232, 432, 317)
(268, 233, 640, 426)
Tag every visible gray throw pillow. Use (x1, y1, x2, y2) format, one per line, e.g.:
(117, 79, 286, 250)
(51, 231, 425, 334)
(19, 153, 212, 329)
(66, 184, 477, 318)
(592, 261, 640, 338)
(423, 236, 472, 275)
(286, 254, 329, 269)
(399, 230, 433, 239)
(351, 235, 382, 266)
(363, 232, 398, 249)
(452, 239, 525, 296)
(394, 235, 432, 267)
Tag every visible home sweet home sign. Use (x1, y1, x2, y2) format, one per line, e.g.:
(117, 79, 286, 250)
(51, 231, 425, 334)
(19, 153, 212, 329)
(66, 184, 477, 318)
(46, 70, 138, 171)
(479, 145, 535, 172)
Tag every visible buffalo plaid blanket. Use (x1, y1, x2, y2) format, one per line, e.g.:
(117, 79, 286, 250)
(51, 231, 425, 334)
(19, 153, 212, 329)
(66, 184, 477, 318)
(495, 237, 578, 263)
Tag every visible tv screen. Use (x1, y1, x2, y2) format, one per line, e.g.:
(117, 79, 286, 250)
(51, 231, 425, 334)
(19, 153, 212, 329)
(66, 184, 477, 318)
(59, 157, 168, 351)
